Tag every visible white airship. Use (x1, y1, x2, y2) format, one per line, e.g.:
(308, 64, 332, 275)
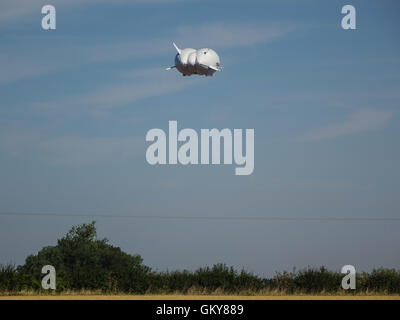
(166, 43, 222, 76)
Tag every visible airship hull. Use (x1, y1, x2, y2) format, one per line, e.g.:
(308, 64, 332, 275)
(169, 43, 221, 77)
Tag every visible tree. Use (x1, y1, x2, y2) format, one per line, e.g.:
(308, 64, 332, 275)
(18, 221, 150, 292)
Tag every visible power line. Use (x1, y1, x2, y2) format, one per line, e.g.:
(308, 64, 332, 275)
(0, 212, 399, 221)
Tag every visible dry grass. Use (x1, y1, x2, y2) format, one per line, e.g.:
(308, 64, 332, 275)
(1, 295, 400, 300)
(1, 289, 400, 300)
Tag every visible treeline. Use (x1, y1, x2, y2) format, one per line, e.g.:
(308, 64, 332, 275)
(1, 222, 399, 294)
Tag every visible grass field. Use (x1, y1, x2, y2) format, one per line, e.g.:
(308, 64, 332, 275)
(1, 295, 400, 300)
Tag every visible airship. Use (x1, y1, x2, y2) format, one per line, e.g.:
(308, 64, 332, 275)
(166, 43, 222, 76)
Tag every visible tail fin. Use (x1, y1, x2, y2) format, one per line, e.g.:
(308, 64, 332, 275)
(173, 42, 181, 54)
(209, 65, 222, 72)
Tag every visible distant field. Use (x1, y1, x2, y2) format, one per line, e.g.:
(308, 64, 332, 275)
(2, 295, 400, 300)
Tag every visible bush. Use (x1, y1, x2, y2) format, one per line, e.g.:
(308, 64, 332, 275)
(17, 222, 150, 293)
(0, 264, 34, 291)
(359, 268, 400, 293)
(1, 222, 399, 295)
(146, 264, 265, 294)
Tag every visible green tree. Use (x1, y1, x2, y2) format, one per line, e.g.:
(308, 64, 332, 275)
(18, 221, 150, 292)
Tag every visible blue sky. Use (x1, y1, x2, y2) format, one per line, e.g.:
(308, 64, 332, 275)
(0, 0, 399, 276)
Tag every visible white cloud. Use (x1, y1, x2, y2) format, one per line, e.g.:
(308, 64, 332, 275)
(9, 20, 293, 112)
(174, 23, 292, 49)
(0, 38, 172, 84)
(297, 108, 394, 142)
(0, 0, 180, 23)
(0, 22, 292, 84)
(79, 77, 196, 110)
(0, 129, 143, 165)
(32, 67, 200, 113)
(40, 135, 144, 165)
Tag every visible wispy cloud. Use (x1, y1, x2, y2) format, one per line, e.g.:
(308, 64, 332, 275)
(32, 67, 199, 114)
(174, 23, 292, 49)
(39, 135, 144, 165)
(0, 128, 143, 165)
(296, 108, 394, 142)
(77, 76, 196, 110)
(0, 39, 172, 84)
(0, 22, 293, 84)
(0, 0, 180, 23)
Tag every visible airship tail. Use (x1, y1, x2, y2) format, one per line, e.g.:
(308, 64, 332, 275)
(173, 42, 181, 54)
